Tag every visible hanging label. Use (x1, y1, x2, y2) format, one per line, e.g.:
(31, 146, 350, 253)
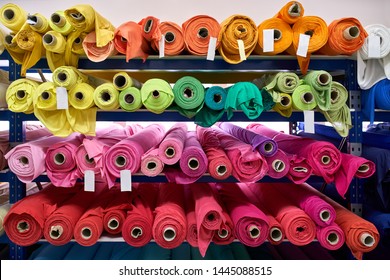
(84, 170, 95, 192)
(159, 34, 165, 58)
(296, 34, 311, 57)
(263, 29, 275, 53)
(120, 170, 132, 192)
(237, 40, 246, 61)
(304, 110, 315, 133)
(56, 87, 68, 109)
(368, 34, 381, 58)
(207, 37, 217, 61)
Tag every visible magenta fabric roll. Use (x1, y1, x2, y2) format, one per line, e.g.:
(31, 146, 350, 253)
(45, 134, 84, 187)
(265, 149, 290, 179)
(248, 123, 342, 184)
(184, 185, 198, 247)
(216, 182, 269, 247)
(316, 223, 345, 250)
(218, 122, 278, 157)
(141, 147, 164, 177)
(104, 124, 165, 187)
(75, 144, 103, 182)
(286, 154, 313, 184)
(158, 123, 188, 165)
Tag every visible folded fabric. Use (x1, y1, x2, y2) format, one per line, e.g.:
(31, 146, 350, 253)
(94, 83, 120, 110)
(286, 154, 312, 184)
(138, 16, 161, 45)
(49, 11, 73, 35)
(152, 21, 185, 56)
(213, 210, 235, 245)
(274, 1, 304, 25)
(184, 185, 198, 247)
(172, 76, 205, 118)
(75, 144, 104, 184)
(141, 78, 174, 114)
(264, 149, 290, 179)
(141, 147, 164, 177)
(158, 123, 188, 165)
(42, 31, 67, 72)
(83, 31, 117, 62)
(291, 81, 317, 111)
(303, 70, 332, 111)
(0, 4, 27, 31)
(322, 104, 352, 138)
(0, 28, 5, 56)
(362, 79, 390, 124)
(316, 223, 345, 250)
(64, 30, 86, 67)
(6, 78, 39, 114)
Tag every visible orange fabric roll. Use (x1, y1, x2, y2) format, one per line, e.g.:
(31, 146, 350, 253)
(317, 17, 368, 55)
(275, 1, 305, 25)
(138, 16, 161, 44)
(253, 18, 293, 55)
(152, 21, 185, 56)
(83, 31, 117, 62)
(182, 15, 221, 56)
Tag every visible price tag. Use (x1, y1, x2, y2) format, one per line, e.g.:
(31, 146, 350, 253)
(159, 34, 165, 58)
(296, 33, 311, 57)
(304, 110, 315, 133)
(207, 36, 217, 61)
(263, 29, 275, 53)
(120, 170, 132, 192)
(368, 34, 381, 58)
(56, 87, 68, 109)
(237, 40, 246, 61)
(84, 170, 95, 192)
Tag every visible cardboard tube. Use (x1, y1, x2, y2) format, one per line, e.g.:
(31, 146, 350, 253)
(124, 93, 135, 104)
(343, 26, 360, 40)
(301, 92, 314, 103)
(280, 95, 291, 106)
(263, 142, 274, 153)
(249, 225, 260, 239)
(17, 221, 29, 233)
(218, 229, 229, 239)
(216, 165, 227, 176)
(198, 27, 209, 39)
(321, 156, 331, 165)
(320, 210, 331, 222)
(115, 155, 127, 167)
(358, 164, 370, 173)
(57, 72, 68, 83)
(54, 153, 65, 165)
(3, 9, 15, 20)
(293, 166, 308, 172)
(270, 227, 283, 242)
(188, 157, 199, 170)
(165, 32, 175, 43)
(147, 161, 157, 171)
(70, 12, 84, 21)
(327, 232, 340, 245)
(84, 154, 94, 164)
(165, 147, 175, 158)
(213, 93, 223, 103)
(152, 90, 160, 98)
(100, 91, 111, 102)
(360, 233, 375, 247)
(274, 29, 282, 41)
(318, 73, 331, 86)
(114, 75, 127, 89)
(5, 34, 15, 46)
(41, 91, 50, 100)
(163, 227, 176, 242)
(108, 218, 119, 230)
(16, 90, 26, 100)
(49, 225, 63, 240)
(272, 160, 286, 173)
(144, 19, 153, 33)
(75, 91, 84, 100)
(19, 156, 29, 165)
(81, 227, 92, 240)
(288, 2, 301, 16)
(51, 12, 66, 27)
(183, 88, 194, 98)
(131, 227, 143, 238)
(27, 14, 44, 29)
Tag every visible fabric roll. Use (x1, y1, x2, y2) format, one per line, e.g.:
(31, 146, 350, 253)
(195, 85, 228, 127)
(0, 3, 27, 32)
(172, 76, 205, 118)
(291, 82, 317, 111)
(152, 21, 185, 56)
(83, 31, 117, 62)
(104, 124, 165, 187)
(216, 183, 269, 247)
(158, 123, 187, 165)
(68, 82, 95, 110)
(94, 83, 120, 110)
(141, 147, 164, 177)
(184, 185, 198, 248)
(153, 183, 187, 249)
(0, 28, 5, 56)
(316, 223, 345, 250)
(286, 154, 312, 184)
(261, 72, 300, 103)
(322, 104, 352, 138)
(42, 30, 67, 71)
(75, 144, 102, 183)
(218, 122, 278, 157)
(119, 87, 142, 112)
(27, 13, 51, 34)
(303, 70, 332, 111)
(6, 78, 39, 114)
(49, 11, 73, 35)
(212, 210, 235, 245)
(138, 16, 161, 45)
(264, 149, 290, 179)
(122, 183, 159, 247)
(0, 203, 10, 236)
(3, 33, 25, 66)
(273, 93, 293, 118)
(275, 1, 304, 25)
(52, 66, 88, 89)
(182, 15, 220, 56)
(141, 78, 174, 114)
(113, 72, 142, 91)
(362, 79, 390, 124)
(218, 15, 258, 64)
(64, 30, 86, 67)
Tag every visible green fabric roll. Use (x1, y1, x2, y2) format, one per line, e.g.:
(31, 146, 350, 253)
(229, 243, 252, 260)
(6, 78, 39, 113)
(303, 70, 332, 111)
(292, 81, 317, 111)
(194, 105, 225, 127)
(273, 93, 292, 117)
(322, 104, 352, 137)
(141, 78, 174, 114)
(263, 72, 300, 102)
(94, 83, 120, 110)
(225, 82, 263, 120)
(329, 81, 348, 110)
(52, 66, 88, 89)
(172, 76, 205, 118)
(260, 88, 275, 111)
(119, 86, 142, 112)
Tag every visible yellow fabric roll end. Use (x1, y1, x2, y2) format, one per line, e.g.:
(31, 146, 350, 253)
(0, 3, 27, 32)
(6, 78, 39, 114)
(68, 82, 96, 110)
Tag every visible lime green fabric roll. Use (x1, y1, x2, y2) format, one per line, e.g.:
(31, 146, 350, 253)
(329, 81, 348, 109)
(49, 11, 73, 35)
(273, 93, 293, 117)
(119, 86, 142, 112)
(6, 78, 39, 114)
(303, 70, 332, 111)
(94, 83, 120, 110)
(322, 104, 352, 137)
(52, 66, 88, 89)
(172, 76, 205, 118)
(141, 78, 174, 114)
(264, 72, 300, 102)
(68, 82, 95, 110)
(113, 72, 142, 91)
(292, 82, 317, 111)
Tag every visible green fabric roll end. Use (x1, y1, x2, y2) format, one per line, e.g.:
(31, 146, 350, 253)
(260, 88, 275, 111)
(141, 78, 174, 114)
(292, 84, 317, 111)
(119, 86, 142, 112)
(6, 78, 39, 113)
(303, 70, 332, 111)
(330, 81, 348, 110)
(68, 82, 95, 110)
(94, 83, 120, 110)
(173, 76, 205, 110)
(322, 104, 352, 137)
(113, 72, 142, 91)
(48, 11, 73, 36)
(263, 72, 300, 102)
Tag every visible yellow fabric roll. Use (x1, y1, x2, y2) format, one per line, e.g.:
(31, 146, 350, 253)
(6, 78, 39, 114)
(28, 13, 51, 34)
(273, 93, 293, 117)
(274, 1, 304, 25)
(49, 11, 73, 36)
(66, 107, 97, 136)
(65, 30, 86, 67)
(68, 82, 95, 110)
(218, 14, 258, 64)
(52, 66, 88, 89)
(94, 83, 120, 110)
(113, 72, 142, 91)
(65, 4, 115, 47)
(0, 3, 27, 32)
(0, 28, 5, 55)
(43, 31, 66, 72)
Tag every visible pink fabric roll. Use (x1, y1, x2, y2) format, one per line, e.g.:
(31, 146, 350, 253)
(248, 123, 341, 184)
(153, 183, 187, 249)
(216, 183, 269, 247)
(286, 154, 313, 184)
(45, 134, 84, 187)
(265, 149, 290, 179)
(25, 125, 52, 140)
(158, 123, 187, 165)
(317, 223, 345, 250)
(104, 124, 165, 187)
(75, 144, 101, 179)
(180, 132, 208, 181)
(184, 185, 198, 247)
(82, 31, 117, 62)
(334, 153, 376, 198)
(141, 147, 164, 177)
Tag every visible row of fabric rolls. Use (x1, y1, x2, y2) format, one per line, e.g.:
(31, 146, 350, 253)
(4, 66, 352, 137)
(4, 122, 375, 199)
(1, 182, 380, 260)
(0, 1, 369, 76)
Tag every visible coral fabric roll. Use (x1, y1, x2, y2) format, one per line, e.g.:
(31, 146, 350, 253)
(316, 223, 345, 250)
(274, 1, 305, 25)
(83, 31, 117, 62)
(141, 147, 164, 177)
(153, 183, 187, 249)
(6, 78, 39, 114)
(152, 21, 185, 56)
(182, 15, 220, 56)
(286, 154, 312, 184)
(122, 183, 159, 247)
(184, 185, 198, 247)
(138, 16, 161, 45)
(265, 149, 290, 179)
(158, 123, 188, 165)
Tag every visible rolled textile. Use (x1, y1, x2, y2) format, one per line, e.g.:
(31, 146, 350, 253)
(261, 72, 300, 103)
(218, 15, 258, 64)
(138, 16, 161, 45)
(64, 4, 115, 47)
(248, 123, 342, 184)
(216, 183, 269, 247)
(316, 223, 345, 250)
(0, 3, 27, 32)
(4, 33, 25, 66)
(273, 93, 293, 118)
(322, 104, 352, 138)
(113, 72, 142, 91)
(141, 147, 164, 177)
(286, 154, 312, 184)
(75, 144, 103, 183)
(182, 15, 220, 56)
(287, 16, 328, 75)
(318, 17, 367, 55)
(248, 183, 316, 246)
(172, 76, 205, 118)
(68, 82, 95, 110)
(303, 70, 332, 111)
(254, 18, 293, 55)
(94, 83, 120, 110)
(274, 1, 304, 25)
(218, 122, 278, 157)
(291, 81, 317, 111)
(52, 66, 88, 89)
(264, 149, 290, 179)
(0, 203, 10, 236)
(6, 78, 39, 114)
(213, 210, 235, 245)
(141, 78, 174, 114)
(42, 31, 67, 71)
(49, 11, 73, 35)
(196, 125, 233, 180)
(194, 105, 225, 127)
(64, 30, 86, 67)
(204, 86, 227, 111)
(158, 123, 187, 165)
(3, 184, 76, 246)
(103, 124, 165, 187)
(122, 183, 159, 247)
(362, 79, 390, 124)
(152, 21, 185, 56)
(119, 87, 142, 112)
(27, 13, 51, 34)
(83, 31, 117, 62)
(153, 183, 187, 249)
(0, 28, 5, 56)
(184, 185, 198, 247)
(45, 134, 84, 187)
(225, 82, 264, 120)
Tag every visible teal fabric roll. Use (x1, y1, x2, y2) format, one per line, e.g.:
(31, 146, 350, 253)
(172, 76, 205, 118)
(204, 86, 227, 111)
(110, 245, 143, 260)
(93, 243, 114, 260)
(260, 88, 275, 111)
(194, 105, 225, 127)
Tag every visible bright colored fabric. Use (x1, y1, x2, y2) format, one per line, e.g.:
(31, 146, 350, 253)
(172, 76, 205, 118)
(6, 78, 39, 114)
(152, 21, 185, 56)
(83, 31, 117, 62)
(0, 3, 27, 32)
(158, 123, 188, 165)
(141, 78, 174, 114)
(94, 83, 120, 110)
(275, 1, 305, 25)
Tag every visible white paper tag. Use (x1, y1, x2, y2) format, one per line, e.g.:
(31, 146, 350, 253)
(296, 34, 311, 58)
(304, 110, 315, 133)
(263, 29, 275, 53)
(159, 34, 165, 58)
(26, 19, 36, 25)
(207, 36, 217, 61)
(120, 170, 132, 192)
(237, 40, 246, 61)
(56, 87, 68, 109)
(84, 170, 95, 192)
(368, 34, 381, 58)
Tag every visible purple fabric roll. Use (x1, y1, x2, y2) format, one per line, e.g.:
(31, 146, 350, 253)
(265, 149, 290, 179)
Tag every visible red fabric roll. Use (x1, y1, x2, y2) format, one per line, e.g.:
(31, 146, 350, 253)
(158, 123, 187, 165)
(122, 183, 159, 247)
(316, 223, 345, 250)
(286, 154, 312, 184)
(153, 183, 187, 249)
(265, 149, 290, 179)
(184, 185, 198, 247)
